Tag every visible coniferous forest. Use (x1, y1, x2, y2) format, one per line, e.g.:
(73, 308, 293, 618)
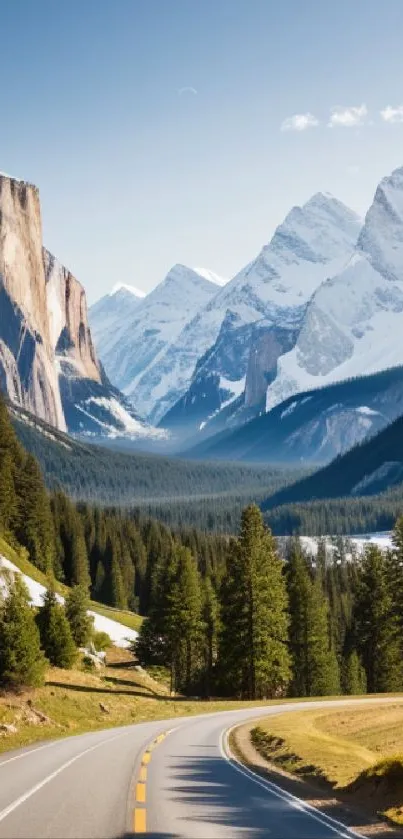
(2, 396, 403, 699)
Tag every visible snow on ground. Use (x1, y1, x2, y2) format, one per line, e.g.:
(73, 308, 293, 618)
(298, 532, 393, 557)
(0, 555, 138, 648)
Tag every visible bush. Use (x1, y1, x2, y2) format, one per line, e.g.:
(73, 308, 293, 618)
(92, 630, 111, 651)
(0, 575, 46, 688)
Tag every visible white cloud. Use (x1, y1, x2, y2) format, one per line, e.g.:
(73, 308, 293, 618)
(347, 165, 360, 176)
(328, 104, 368, 127)
(178, 86, 198, 96)
(380, 105, 403, 123)
(280, 113, 319, 132)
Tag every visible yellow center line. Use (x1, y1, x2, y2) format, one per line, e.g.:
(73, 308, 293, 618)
(134, 808, 146, 833)
(134, 731, 170, 832)
(136, 782, 146, 803)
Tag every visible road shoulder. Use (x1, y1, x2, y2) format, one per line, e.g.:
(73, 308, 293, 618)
(228, 721, 403, 839)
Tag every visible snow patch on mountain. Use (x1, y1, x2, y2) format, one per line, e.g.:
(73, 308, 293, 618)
(161, 193, 361, 435)
(93, 264, 220, 422)
(266, 167, 403, 412)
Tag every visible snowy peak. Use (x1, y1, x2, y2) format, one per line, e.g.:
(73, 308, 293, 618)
(192, 267, 227, 286)
(358, 166, 403, 282)
(155, 263, 220, 297)
(265, 162, 403, 414)
(109, 283, 146, 299)
(270, 193, 361, 264)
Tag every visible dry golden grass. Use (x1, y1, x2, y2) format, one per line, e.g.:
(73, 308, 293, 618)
(251, 703, 403, 825)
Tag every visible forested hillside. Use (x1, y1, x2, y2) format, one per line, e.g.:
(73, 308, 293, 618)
(9, 402, 305, 505)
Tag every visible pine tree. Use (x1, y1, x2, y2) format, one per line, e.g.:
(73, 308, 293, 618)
(219, 506, 290, 699)
(15, 454, 55, 573)
(287, 542, 340, 697)
(168, 545, 202, 692)
(306, 576, 341, 696)
(0, 450, 18, 534)
(36, 585, 76, 669)
(354, 545, 403, 693)
(65, 585, 93, 647)
(51, 492, 90, 588)
(0, 575, 46, 688)
(201, 575, 219, 696)
(342, 649, 367, 695)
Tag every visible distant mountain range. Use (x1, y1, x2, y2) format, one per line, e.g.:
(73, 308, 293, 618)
(4, 163, 403, 467)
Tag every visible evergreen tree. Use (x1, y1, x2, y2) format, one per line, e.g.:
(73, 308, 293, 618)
(36, 585, 76, 669)
(219, 506, 290, 699)
(0, 450, 18, 534)
(287, 542, 340, 697)
(65, 585, 93, 647)
(342, 649, 367, 695)
(306, 576, 341, 696)
(201, 575, 219, 696)
(0, 575, 46, 688)
(354, 545, 403, 693)
(15, 454, 55, 573)
(168, 545, 202, 692)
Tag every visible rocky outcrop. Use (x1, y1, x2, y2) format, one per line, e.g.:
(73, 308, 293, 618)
(244, 326, 298, 409)
(0, 175, 65, 430)
(44, 249, 101, 383)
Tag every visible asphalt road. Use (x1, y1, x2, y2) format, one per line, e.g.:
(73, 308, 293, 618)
(0, 699, 386, 839)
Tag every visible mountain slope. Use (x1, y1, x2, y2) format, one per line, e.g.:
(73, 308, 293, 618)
(262, 407, 403, 510)
(266, 166, 403, 412)
(94, 264, 222, 423)
(183, 365, 403, 464)
(89, 284, 145, 360)
(161, 193, 361, 438)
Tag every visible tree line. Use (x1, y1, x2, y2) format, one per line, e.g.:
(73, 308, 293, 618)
(136, 506, 403, 699)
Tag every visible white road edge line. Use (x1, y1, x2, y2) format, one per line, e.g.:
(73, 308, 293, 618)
(220, 725, 364, 839)
(0, 731, 126, 824)
(0, 738, 66, 769)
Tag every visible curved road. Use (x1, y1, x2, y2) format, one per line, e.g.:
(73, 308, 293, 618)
(0, 699, 384, 839)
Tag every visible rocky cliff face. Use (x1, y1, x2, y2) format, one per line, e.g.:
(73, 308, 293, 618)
(44, 249, 101, 383)
(0, 175, 65, 430)
(0, 173, 161, 441)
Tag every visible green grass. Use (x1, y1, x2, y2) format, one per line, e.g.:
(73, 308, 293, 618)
(0, 535, 143, 632)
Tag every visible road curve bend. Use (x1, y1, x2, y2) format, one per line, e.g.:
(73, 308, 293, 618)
(0, 698, 391, 839)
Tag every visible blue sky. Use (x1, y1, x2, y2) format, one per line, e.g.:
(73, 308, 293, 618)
(2, 0, 403, 301)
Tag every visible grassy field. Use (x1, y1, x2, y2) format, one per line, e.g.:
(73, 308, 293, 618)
(251, 703, 403, 825)
(0, 536, 143, 633)
(0, 648, 281, 754)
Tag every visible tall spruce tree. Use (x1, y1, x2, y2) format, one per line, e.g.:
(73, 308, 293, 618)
(354, 545, 403, 693)
(15, 454, 55, 573)
(219, 506, 290, 699)
(167, 545, 202, 692)
(286, 541, 340, 697)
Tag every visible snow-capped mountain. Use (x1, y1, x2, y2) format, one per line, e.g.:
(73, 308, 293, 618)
(94, 264, 223, 423)
(161, 193, 361, 437)
(89, 284, 146, 359)
(266, 166, 403, 412)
